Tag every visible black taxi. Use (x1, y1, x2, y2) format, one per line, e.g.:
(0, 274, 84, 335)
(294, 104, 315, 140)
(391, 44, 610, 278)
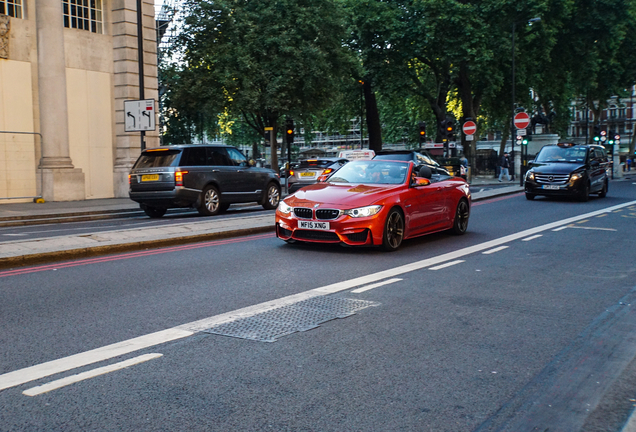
(524, 143, 610, 201)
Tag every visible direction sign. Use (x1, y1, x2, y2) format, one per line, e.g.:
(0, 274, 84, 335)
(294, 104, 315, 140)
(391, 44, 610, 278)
(124, 99, 156, 132)
(462, 121, 477, 135)
(514, 112, 530, 129)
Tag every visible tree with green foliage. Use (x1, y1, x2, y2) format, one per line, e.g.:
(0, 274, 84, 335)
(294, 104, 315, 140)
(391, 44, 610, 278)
(168, 0, 355, 168)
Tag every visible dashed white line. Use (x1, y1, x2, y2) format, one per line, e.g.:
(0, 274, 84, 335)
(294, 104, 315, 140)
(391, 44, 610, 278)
(567, 226, 617, 232)
(429, 260, 465, 270)
(553, 226, 569, 231)
(522, 234, 543, 241)
(351, 278, 402, 293)
(23, 353, 163, 396)
(0, 329, 190, 392)
(482, 246, 509, 254)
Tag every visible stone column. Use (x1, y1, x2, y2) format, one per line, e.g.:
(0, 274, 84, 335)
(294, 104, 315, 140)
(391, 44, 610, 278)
(112, 0, 159, 198)
(36, 0, 85, 201)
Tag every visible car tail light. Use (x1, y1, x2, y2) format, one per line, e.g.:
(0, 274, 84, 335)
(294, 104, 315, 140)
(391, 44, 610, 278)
(289, 170, 295, 176)
(322, 168, 334, 175)
(175, 170, 188, 186)
(128, 174, 131, 185)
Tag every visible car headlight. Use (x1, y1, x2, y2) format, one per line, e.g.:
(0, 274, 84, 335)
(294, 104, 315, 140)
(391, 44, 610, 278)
(344, 205, 382, 218)
(525, 171, 535, 181)
(277, 201, 293, 214)
(570, 172, 583, 181)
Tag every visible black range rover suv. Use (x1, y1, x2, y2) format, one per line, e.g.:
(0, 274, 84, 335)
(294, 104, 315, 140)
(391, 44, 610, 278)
(524, 143, 610, 201)
(129, 144, 281, 217)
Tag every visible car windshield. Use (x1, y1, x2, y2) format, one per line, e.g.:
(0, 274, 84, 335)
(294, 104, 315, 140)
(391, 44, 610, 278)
(327, 161, 408, 185)
(133, 150, 181, 168)
(535, 146, 587, 163)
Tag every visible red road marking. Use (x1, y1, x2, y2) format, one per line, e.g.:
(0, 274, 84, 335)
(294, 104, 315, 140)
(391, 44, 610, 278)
(0, 233, 275, 278)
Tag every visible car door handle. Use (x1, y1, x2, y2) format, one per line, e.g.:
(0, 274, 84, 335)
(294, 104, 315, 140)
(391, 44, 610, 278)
(211, 169, 220, 173)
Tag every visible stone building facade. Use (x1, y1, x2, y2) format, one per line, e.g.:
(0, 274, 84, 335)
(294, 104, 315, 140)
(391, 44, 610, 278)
(0, 0, 158, 203)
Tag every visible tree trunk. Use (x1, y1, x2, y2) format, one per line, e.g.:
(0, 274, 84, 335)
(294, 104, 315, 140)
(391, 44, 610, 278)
(363, 81, 383, 152)
(456, 63, 481, 181)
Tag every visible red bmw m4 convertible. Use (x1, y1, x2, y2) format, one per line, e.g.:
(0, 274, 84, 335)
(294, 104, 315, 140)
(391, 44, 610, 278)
(275, 160, 471, 251)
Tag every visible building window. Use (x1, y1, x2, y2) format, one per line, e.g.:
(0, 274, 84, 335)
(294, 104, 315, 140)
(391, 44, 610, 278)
(63, 0, 103, 34)
(0, 0, 22, 18)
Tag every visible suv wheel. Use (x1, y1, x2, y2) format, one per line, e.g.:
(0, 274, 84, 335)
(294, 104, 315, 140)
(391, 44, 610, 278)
(143, 206, 166, 218)
(198, 185, 221, 216)
(598, 179, 608, 198)
(262, 182, 280, 210)
(579, 182, 590, 202)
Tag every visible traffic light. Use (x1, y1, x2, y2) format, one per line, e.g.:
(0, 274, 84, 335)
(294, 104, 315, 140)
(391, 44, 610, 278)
(440, 119, 455, 141)
(285, 119, 295, 145)
(593, 125, 600, 141)
(418, 121, 427, 144)
(522, 138, 528, 145)
(445, 119, 455, 141)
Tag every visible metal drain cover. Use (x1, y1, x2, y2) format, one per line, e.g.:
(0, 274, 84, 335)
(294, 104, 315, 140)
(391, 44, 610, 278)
(204, 296, 379, 342)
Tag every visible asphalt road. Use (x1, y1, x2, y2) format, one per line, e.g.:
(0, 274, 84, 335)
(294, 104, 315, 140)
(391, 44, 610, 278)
(1, 182, 636, 431)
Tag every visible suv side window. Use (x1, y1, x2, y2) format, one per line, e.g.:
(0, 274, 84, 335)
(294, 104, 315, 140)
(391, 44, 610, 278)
(181, 147, 207, 166)
(207, 147, 232, 166)
(227, 147, 248, 167)
(596, 148, 608, 161)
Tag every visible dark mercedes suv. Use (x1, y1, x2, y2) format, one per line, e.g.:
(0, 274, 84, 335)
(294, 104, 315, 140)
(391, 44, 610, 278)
(524, 143, 610, 201)
(129, 144, 281, 217)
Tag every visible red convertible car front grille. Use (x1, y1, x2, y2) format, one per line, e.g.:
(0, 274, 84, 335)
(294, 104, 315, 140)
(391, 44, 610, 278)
(294, 230, 339, 242)
(293, 208, 313, 219)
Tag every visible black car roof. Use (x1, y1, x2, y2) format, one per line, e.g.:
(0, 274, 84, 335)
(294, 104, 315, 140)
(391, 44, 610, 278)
(144, 144, 235, 151)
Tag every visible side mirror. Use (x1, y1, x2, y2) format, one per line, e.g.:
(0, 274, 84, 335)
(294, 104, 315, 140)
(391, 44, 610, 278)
(590, 160, 600, 167)
(412, 177, 430, 187)
(249, 159, 256, 167)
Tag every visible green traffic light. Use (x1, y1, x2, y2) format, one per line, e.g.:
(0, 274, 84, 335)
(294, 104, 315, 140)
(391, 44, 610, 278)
(522, 139, 528, 145)
(593, 136, 600, 141)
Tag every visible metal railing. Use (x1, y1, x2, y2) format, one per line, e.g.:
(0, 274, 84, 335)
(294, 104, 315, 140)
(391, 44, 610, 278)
(0, 131, 44, 201)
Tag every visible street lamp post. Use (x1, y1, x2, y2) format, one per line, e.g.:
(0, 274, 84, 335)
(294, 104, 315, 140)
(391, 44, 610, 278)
(512, 17, 541, 184)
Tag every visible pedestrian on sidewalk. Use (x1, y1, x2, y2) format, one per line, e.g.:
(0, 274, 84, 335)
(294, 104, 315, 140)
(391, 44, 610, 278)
(627, 157, 632, 172)
(499, 152, 511, 182)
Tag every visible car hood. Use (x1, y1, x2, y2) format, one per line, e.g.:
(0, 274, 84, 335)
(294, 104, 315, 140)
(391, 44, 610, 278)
(530, 162, 586, 174)
(285, 182, 403, 207)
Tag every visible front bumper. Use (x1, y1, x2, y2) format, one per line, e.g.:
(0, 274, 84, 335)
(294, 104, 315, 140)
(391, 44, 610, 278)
(525, 178, 585, 197)
(275, 211, 386, 246)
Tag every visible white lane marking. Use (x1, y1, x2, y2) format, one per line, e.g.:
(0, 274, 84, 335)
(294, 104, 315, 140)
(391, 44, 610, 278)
(553, 226, 570, 231)
(567, 226, 617, 232)
(482, 246, 509, 254)
(429, 260, 465, 270)
(22, 353, 162, 397)
(351, 278, 402, 293)
(2, 234, 27, 236)
(2, 199, 635, 393)
(522, 234, 543, 241)
(0, 328, 191, 392)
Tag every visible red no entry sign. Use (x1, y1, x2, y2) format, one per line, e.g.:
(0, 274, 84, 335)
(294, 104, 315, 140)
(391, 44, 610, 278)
(514, 112, 530, 129)
(462, 121, 477, 135)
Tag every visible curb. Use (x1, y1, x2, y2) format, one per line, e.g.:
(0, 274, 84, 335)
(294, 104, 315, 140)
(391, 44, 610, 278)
(0, 225, 275, 270)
